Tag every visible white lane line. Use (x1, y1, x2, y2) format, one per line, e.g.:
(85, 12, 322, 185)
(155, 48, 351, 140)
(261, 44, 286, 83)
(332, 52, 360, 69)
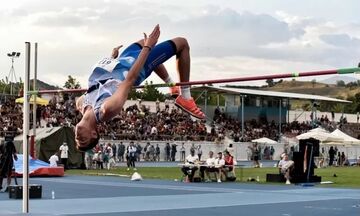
(35, 178, 244, 193)
(34, 178, 360, 200)
(304, 206, 343, 211)
(0, 191, 353, 215)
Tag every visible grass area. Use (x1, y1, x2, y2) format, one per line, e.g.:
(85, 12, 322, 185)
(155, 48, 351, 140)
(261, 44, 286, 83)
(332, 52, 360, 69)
(315, 166, 360, 188)
(66, 166, 360, 188)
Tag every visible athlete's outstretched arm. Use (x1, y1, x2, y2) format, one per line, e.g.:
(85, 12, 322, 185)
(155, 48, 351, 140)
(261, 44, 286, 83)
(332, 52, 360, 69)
(100, 24, 160, 121)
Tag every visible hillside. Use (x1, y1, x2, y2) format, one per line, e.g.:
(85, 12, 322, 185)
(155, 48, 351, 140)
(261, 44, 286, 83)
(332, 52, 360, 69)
(261, 80, 360, 99)
(30, 79, 61, 90)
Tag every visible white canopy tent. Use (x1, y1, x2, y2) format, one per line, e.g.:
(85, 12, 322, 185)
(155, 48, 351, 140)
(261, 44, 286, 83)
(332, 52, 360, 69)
(252, 137, 278, 144)
(296, 127, 343, 143)
(296, 127, 359, 160)
(329, 129, 360, 160)
(330, 129, 360, 145)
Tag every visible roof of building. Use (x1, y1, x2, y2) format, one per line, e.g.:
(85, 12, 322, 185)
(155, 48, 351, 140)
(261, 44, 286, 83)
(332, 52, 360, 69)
(192, 86, 351, 103)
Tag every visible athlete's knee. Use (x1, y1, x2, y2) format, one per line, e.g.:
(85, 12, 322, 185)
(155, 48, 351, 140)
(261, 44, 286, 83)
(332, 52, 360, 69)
(172, 37, 190, 52)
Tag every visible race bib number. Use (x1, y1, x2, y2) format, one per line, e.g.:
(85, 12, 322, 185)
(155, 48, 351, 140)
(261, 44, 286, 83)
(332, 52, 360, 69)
(96, 57, 119, 73)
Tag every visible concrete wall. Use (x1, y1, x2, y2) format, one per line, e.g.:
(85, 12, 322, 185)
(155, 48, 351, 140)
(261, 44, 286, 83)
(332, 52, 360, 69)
(100, 139, 360, 161)
(100, 140, 292, 161)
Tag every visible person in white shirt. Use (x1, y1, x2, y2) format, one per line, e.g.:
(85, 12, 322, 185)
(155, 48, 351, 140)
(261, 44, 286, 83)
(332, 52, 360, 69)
(181, 148, 199, 182)
(180, 143, 186, 161)
(105, 143, 116, 170)
(199, 151, 219, 182)
(127, 141, 137, 171)
(59, 142, 69, 170)
(196, 145, 203, 161)
(215, 152, 225, 183)
(278, 153, 294, 184)
(49, 153, 59, 167)
(246, 147, 252, 161)
(151, 126, 158, 135)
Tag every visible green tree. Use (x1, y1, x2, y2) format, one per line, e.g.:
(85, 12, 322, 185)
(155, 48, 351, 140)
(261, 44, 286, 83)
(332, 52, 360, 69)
(336, 80, 345, 87)
(345, 93, 360, 113)
(63, 75, 81, 99)
(333, 103, 345, 113)
(128, 88, 141, 100)
(0, 77, 22, 95)
(141, 81, 165, 101)
(64, 75, 81, 89)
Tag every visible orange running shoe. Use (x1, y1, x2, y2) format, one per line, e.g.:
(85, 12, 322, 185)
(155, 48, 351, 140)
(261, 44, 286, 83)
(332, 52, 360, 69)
(175, 96, 205, 119)
(169, 86, 180, 98)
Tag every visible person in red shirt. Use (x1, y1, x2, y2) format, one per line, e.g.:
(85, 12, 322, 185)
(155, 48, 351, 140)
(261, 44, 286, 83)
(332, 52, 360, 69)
(223, 150, 237, 181)
(224, 150, 234, 171)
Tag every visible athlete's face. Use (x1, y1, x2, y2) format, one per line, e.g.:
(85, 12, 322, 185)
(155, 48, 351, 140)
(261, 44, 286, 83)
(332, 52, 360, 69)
(75, 120, 98, 150)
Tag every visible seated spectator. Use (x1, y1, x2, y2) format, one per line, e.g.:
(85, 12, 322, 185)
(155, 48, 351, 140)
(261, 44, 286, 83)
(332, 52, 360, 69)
(343, 158, 350, 166)
(181, 148, 199, 182)
(223, 150, 236, 181)
(199, 151, 218, 182)
(226, 143, 235, 159)
(214, 152, 225, 183)
(48, 152, 59, 167)
(278, 153, 294, 184)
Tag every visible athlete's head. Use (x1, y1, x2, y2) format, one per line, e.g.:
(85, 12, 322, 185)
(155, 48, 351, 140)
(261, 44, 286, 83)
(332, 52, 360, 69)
(75, 109, 99, 152)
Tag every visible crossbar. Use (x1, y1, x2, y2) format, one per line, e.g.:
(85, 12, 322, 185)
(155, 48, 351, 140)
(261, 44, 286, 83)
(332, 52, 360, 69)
(29, 67, 360, 95)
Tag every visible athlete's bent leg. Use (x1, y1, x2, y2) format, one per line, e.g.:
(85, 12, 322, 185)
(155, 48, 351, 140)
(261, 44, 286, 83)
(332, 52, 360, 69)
(171, 37, 205, 119)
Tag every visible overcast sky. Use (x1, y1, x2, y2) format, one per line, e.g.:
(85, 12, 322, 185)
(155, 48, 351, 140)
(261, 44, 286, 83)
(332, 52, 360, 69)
(1, 0, 360, 89)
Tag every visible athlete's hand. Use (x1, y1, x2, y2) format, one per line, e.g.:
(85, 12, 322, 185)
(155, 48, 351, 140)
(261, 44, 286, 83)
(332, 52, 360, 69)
(111, 45, 123, 59)
(144, 24, 160, 48)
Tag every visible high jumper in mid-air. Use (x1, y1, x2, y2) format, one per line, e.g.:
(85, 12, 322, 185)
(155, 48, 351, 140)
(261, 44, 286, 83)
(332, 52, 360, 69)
(75, 24, 205, 151)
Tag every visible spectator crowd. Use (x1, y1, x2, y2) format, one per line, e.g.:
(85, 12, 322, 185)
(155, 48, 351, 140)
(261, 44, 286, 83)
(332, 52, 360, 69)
(0, 96, 357, 144)
(2, 95, 360, 173)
